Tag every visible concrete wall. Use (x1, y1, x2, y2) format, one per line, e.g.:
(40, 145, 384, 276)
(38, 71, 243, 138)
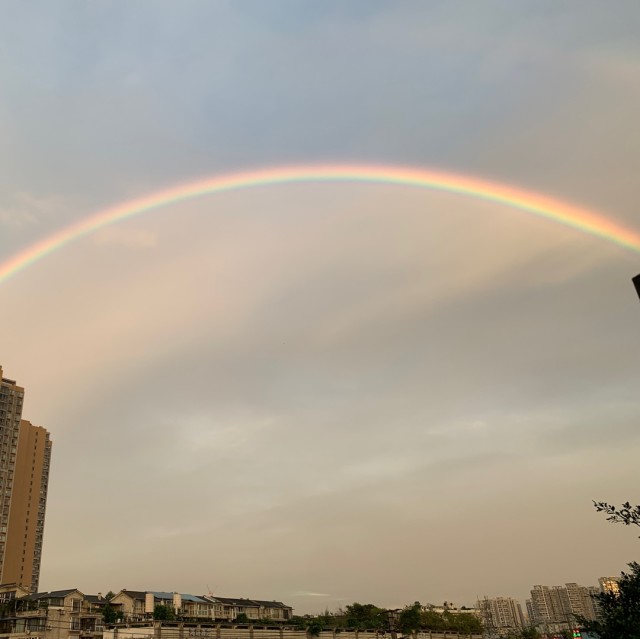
(104, 625, 482, 639)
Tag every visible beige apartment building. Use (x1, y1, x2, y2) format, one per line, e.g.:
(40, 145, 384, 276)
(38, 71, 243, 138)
(477, 596, 524, 635)
(529, 582, 598, 633)
(0, 367, 52, 592)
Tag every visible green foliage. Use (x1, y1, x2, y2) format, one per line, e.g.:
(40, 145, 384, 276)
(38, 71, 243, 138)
(397, 603, 422, 634)
(306, 620, 323, 637)
(102, 604, 118, 625)
(0, 598, 17, 619)
(289, 616, 309, 629)
(594, 501, 640, 536)
(420, 608, 481, 634)
(344, 603, 387, 630)
(290, 602, 482, 636)
(578, 561, 640, 639)
(105, 591, 116, 601)
(446, 611, 482, 634)
(153, 604, 176, 621)
(236, 613, 250, 624)
(421, 609, 447, 631)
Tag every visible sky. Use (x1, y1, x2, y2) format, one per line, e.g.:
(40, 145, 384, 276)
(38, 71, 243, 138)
(1, 0, 640, 614)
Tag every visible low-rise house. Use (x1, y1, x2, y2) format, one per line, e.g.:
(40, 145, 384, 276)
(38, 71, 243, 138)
(147, 593, 213, 621)
(203, 597, 260, 621)
(108, 591, 147, 622)
(251, 601, 292, 622)
(0, 589, 103, 639)
(85, 590, 292, 625)
(201, 597, 291, 622)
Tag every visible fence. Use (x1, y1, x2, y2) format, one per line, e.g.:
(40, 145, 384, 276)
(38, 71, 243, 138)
(105, 624, 482, 639)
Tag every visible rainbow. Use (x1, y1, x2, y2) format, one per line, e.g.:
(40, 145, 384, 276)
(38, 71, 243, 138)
(1, 163, 639, 285)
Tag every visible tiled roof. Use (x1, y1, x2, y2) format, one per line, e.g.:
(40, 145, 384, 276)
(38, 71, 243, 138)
(150, 592, 209, 604)
(24, 589, 79, 600)
(252, 600, 289, 609)
(120, 591, 147, 600)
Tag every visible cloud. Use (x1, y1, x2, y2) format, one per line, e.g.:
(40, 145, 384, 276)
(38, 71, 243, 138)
(0, 192, 62, 227)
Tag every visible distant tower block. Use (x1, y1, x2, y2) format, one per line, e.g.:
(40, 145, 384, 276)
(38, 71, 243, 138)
(0, 367, 52, 593)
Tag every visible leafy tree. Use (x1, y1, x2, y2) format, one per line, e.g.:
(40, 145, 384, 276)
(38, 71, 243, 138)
(236, 613, 250, 624)
(421, 609, 446, 631)
(153, 604, 176, 621)
(344, 603, 387, 630)
(289, 615, 308, 629)
(447, 612, 482, 634)
(594, 501, 640, 536)
(105, 591, 116, 601)
(306, 619, 323, 637)
(397, 603, 421, 635)
(578, 561, 640, 638)
(102, 604, 118, 625)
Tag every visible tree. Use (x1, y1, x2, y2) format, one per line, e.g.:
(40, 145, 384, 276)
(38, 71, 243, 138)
(306, 619, 323, 637)
(420, 609, 446, 631)
(578, 562, 640, 639)
(105, 591, 116, 601)
(236, 613, 250, 624)
(447, 611, 482, 634)
(397, 603, 421, 636)
(153, 604, 176, 621)
(344, 603, 387, 630)
(594, 501, 640, 536)
(102, 604, 118, 625)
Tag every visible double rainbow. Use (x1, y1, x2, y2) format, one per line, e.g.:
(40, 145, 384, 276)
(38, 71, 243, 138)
(1, 163, 639, 285)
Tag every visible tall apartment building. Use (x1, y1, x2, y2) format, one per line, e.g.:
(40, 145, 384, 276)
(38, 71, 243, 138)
(477, 596, 525, 635)
(529, 582, 598, 630)
(598, 576, 620, 595)
(0, 367, 52, 592)
(529, 585, 571, 626)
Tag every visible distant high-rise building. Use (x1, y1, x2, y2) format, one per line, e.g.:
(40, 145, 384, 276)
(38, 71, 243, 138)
(565, 583, 598, 621)
(477, 596, 525, 634)
(525, 599, 534, 625)
(0, 367, 52, 592)
(529, 585, 572, 626)
(529, 582, 599, 629)
(598, 576, 620, 595)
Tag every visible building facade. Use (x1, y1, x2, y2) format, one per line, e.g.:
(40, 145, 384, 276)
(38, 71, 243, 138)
(477, 597, 525, 636)
(108, 591, 292, 624)
(529, 582, 598, 633)
(598, 576, 620, 595)
(0, 368, 52, 592)
(0, 587, 106, 639)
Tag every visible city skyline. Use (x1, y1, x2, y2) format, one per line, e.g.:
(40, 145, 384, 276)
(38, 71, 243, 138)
(1, 1, 640, 615)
